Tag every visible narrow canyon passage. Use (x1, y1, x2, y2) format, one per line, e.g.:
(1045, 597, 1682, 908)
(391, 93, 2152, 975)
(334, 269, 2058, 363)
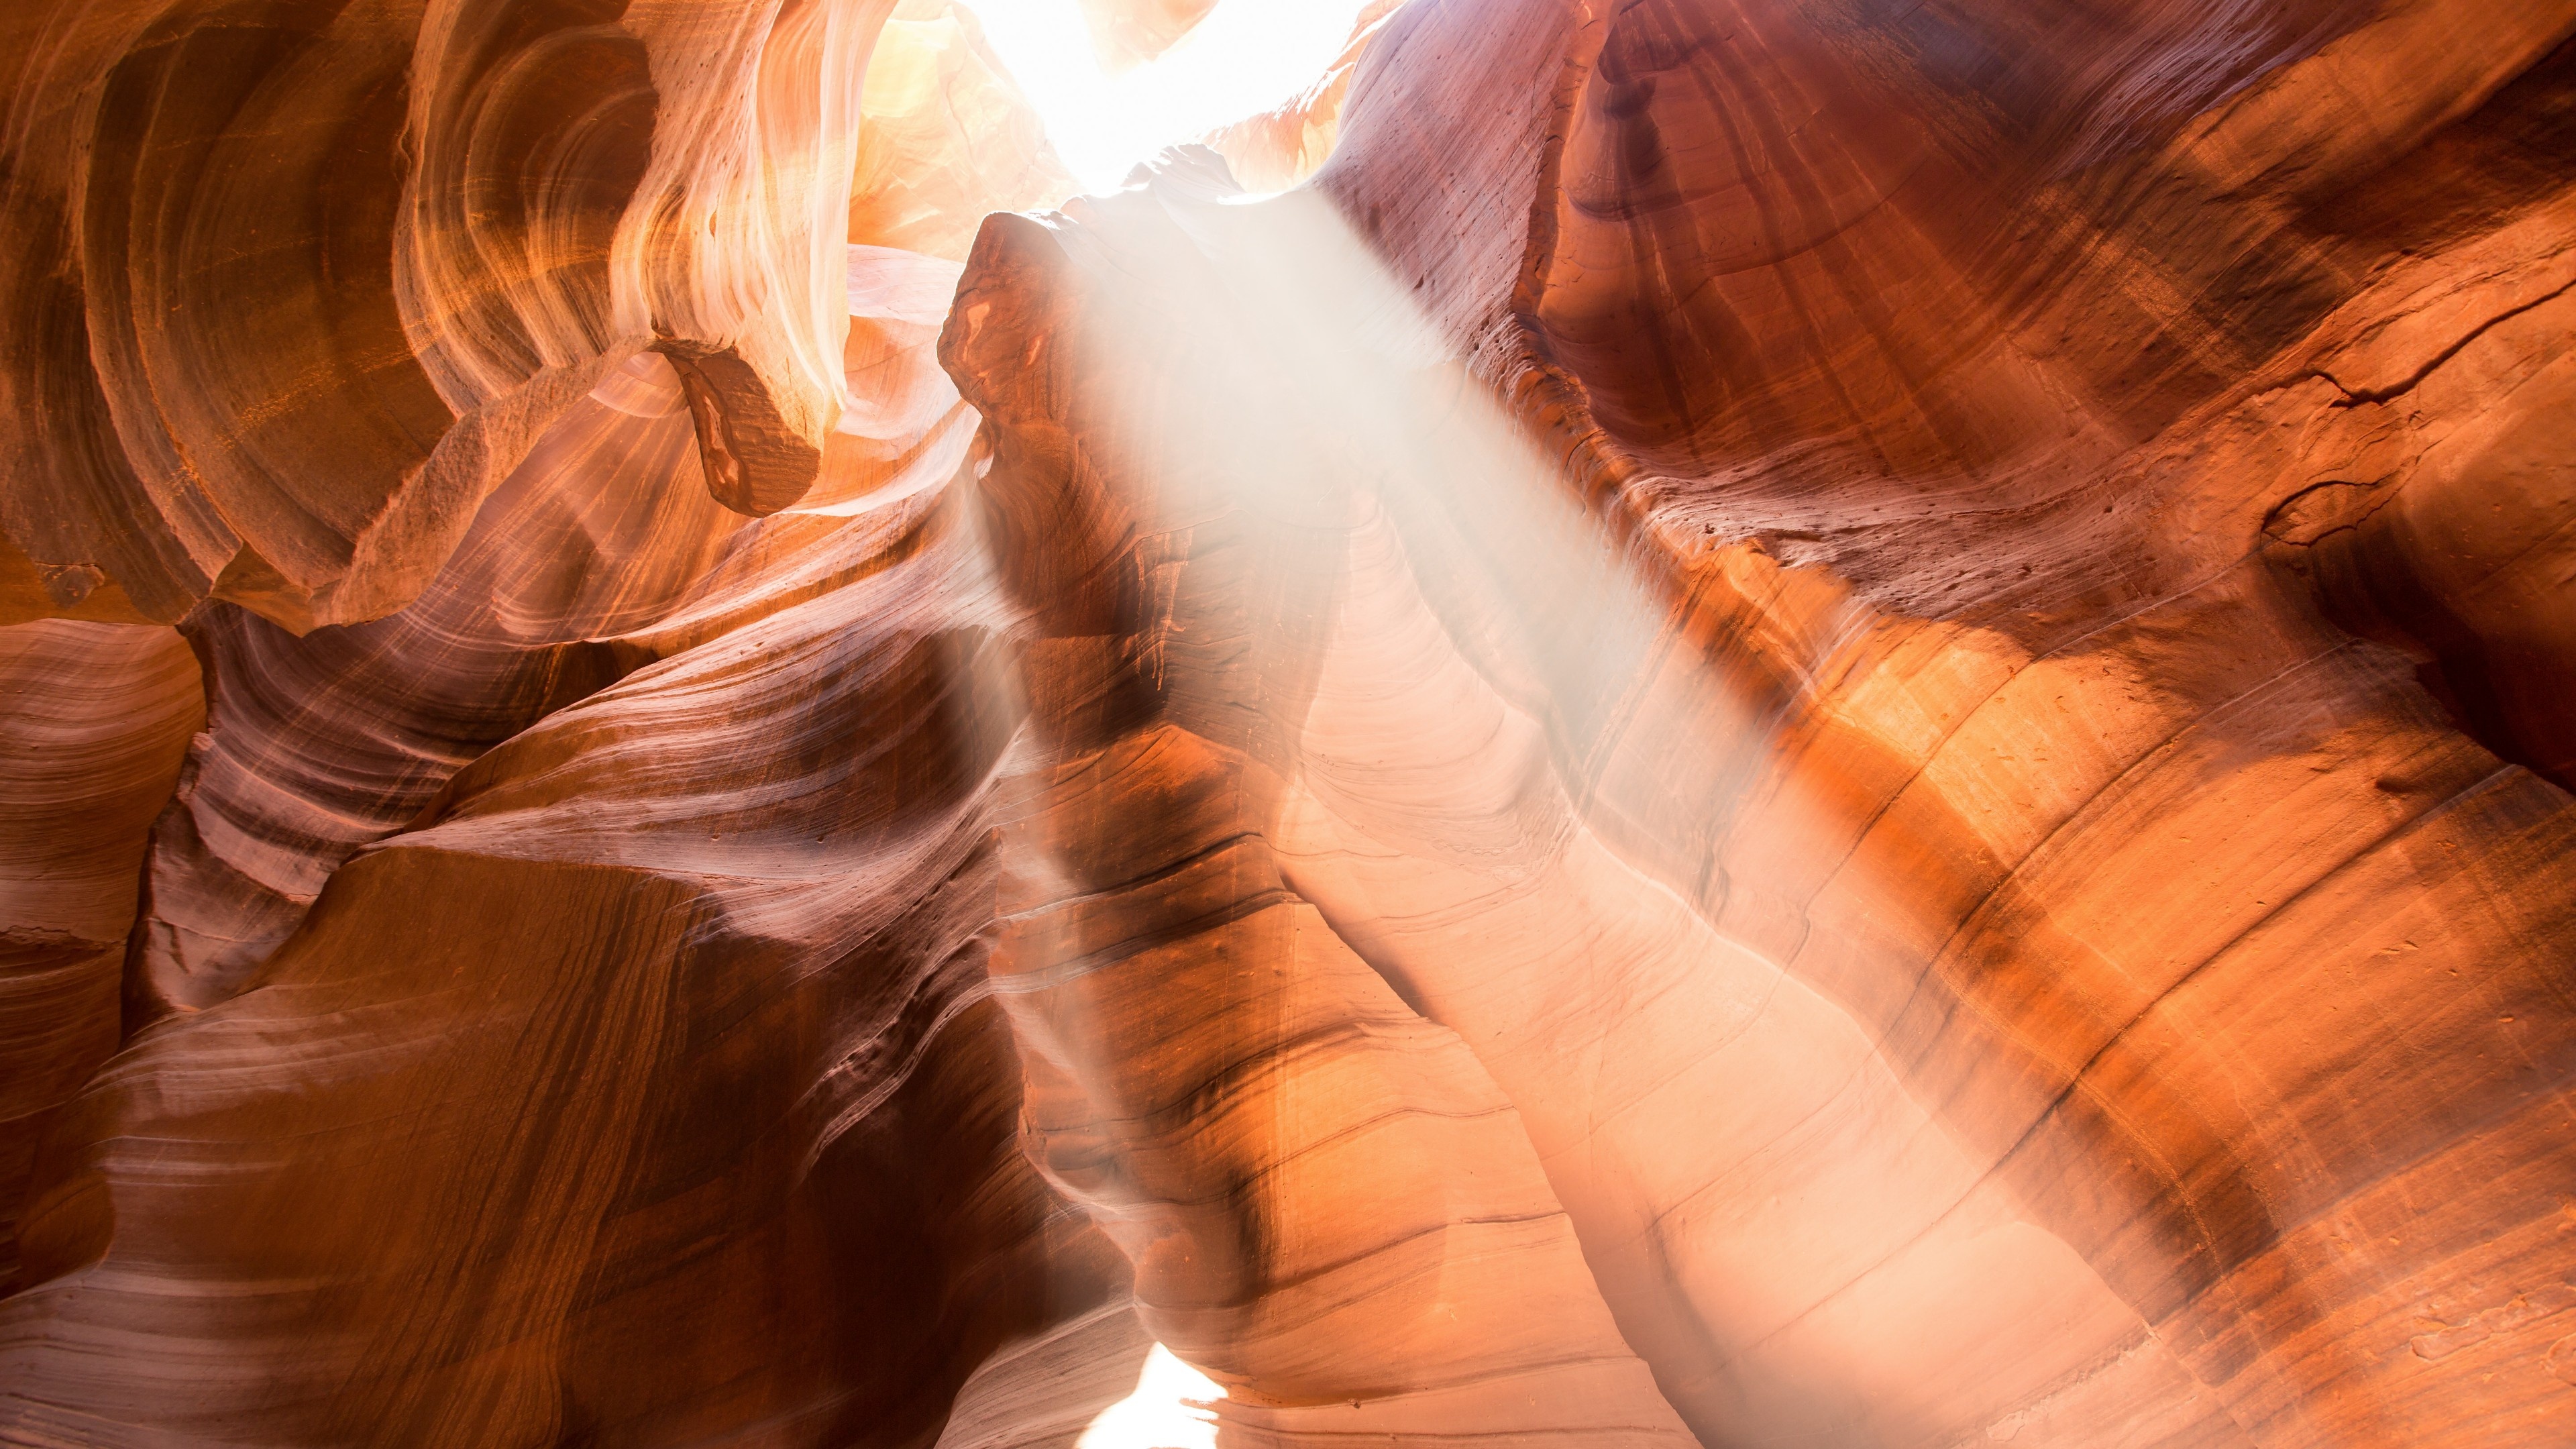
(0, 1, 2571, 1447)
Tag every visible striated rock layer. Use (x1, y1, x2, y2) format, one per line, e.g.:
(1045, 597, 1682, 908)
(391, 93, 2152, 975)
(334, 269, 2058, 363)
(0, 621, 198, 1292)
(1291, 0, 2576, 1441)
(1, 0, 2573, 1446)
(0, 0, 890, 632)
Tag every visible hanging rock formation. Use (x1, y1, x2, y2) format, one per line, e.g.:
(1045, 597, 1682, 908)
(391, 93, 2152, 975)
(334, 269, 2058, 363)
(1, 0, 2572, 1446)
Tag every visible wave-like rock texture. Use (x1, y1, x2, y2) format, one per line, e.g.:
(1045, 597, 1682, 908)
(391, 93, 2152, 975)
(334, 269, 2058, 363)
(124, 239, 977, 1020)
(0, 10, 1112, 1436)
(946, 0, 2576, 1442)
(0, 254, 1136, 1443)
(1294, 0, 2576, 1442)
(0, 0, 890, 631)
(0, 495, 1117, 1446)
(0, 621, 198, 1291)
(1, 0, 2573, 1446)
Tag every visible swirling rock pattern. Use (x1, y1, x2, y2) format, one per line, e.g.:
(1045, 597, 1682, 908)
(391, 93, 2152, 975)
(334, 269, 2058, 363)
(125, 237, 978, 1022)
(0, 0, 2571, 1445)
(0, 0, 888, 632)
(0, 621, 199, 1292)
(0, 482, 1109, 1444)
(1299, 0, 2576, 1441)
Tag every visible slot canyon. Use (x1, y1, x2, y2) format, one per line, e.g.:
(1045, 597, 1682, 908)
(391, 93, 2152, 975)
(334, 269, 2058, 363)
(1, 0, 2573, 1443)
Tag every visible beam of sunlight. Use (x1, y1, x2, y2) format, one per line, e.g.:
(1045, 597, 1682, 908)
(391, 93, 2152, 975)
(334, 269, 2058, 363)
(953, 154, 2151, 1440)
(955, 0, 1379, 193)
(1072, 1343, 1224, 1449)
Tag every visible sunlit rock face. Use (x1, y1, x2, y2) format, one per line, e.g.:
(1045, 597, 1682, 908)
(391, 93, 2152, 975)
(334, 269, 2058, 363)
(850, 0, 1078, 260)
(1076, 0, 1220, 74)
(1199, 0, 1401, 193)
(0, 0, 2572, 1446)
(1282, 0, 2576, 1442)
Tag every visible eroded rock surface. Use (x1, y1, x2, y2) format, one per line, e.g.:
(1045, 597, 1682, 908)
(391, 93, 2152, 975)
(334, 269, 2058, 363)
(0, 0, 2571, 1446)
(0, 0, 887, 632)
(0, 621, 198, 1292)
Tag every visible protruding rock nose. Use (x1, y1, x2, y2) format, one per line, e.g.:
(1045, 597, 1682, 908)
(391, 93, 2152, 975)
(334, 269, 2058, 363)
(653, 337, 830, 517)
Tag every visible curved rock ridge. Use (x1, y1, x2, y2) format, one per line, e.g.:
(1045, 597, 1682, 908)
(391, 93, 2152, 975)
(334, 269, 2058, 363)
(0, 0, 890, 633)
(0, 621, 199, 1292)
(0, 262, 1152, 1439)
(125, 242, 976, 1023)
(1303, 0, 2576, 1442)
(0, 474, 1121, 1446)
(0, 29, 1091, 1424)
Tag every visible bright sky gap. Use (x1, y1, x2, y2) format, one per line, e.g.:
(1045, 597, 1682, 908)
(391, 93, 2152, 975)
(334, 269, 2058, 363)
(953, 0, 1380, 194)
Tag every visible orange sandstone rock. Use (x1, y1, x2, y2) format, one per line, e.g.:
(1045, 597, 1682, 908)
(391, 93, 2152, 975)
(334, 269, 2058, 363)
(0, 0, 2570, 1445)
(0, 621, 199, 1292)
(0, 0, 892, 632)
(849, 0, 1078, 262)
